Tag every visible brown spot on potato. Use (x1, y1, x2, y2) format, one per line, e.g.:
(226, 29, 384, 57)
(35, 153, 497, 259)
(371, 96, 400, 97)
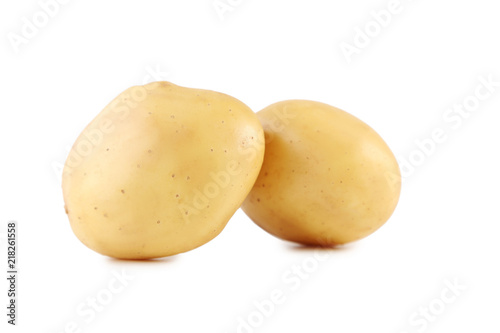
(121, 189, 125, 194)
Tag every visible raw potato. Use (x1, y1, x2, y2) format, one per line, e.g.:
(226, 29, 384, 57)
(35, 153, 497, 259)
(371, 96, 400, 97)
(241, 100, 401, 246)
(62, 82, 265, 259)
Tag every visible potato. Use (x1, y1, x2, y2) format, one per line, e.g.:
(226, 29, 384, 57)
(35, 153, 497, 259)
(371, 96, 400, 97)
(241, 100, 401, 246)
(62, 82, 265, 259)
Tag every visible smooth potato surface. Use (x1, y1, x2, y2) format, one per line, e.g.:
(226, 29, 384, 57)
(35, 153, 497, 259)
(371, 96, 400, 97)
(241, 100, 401, 246)
(63, 82, 264, 259)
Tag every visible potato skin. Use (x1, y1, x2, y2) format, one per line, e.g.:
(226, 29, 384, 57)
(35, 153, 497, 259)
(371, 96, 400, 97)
(241, 100, 401, 246)
(62, 82, 264, 259)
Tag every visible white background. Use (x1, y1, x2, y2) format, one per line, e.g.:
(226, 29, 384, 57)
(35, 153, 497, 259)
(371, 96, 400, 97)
(1, 0, 499, 332)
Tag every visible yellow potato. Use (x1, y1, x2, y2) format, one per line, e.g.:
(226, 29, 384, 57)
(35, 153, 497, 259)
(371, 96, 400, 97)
(62, 82, 265, 259)
(241, 100, 401, 246)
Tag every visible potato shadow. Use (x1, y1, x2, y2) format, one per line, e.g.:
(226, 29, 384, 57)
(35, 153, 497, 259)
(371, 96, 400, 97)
(105, 256, 177, 266)
(286, 242, 354, 253)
